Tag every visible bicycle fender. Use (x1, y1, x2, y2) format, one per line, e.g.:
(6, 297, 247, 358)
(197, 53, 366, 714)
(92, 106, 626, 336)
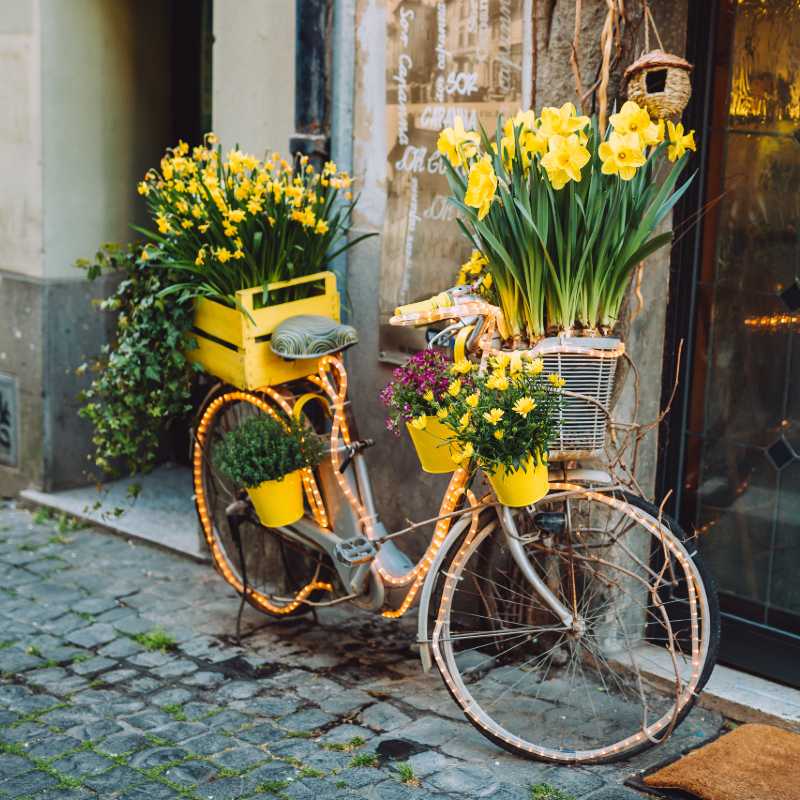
(415, 512, 498, 672)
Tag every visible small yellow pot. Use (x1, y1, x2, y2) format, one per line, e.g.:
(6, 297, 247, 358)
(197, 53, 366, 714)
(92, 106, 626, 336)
(485, 455, 549, 507)
(247, 469, 304, 527)
(406, 417, 458, 474)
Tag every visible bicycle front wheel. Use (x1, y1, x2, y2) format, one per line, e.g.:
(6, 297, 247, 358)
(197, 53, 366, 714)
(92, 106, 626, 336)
(430, 487, 719, 764)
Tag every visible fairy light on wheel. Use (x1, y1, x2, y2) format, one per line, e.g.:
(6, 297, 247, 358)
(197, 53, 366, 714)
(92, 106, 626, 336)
(193, 390, 333, 615)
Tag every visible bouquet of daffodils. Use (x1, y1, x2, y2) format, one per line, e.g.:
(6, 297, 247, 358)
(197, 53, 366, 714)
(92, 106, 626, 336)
(439, 352, 562, 473)
(137, 136, 371, 307)
(438, 102, 696, 339)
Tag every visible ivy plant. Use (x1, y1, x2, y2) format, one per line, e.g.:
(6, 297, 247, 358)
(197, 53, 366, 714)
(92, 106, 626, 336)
(77, 243, 201, 476)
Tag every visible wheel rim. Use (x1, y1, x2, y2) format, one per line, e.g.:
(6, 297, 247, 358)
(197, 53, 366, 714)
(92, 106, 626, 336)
(194, 390, 337, 616)
(432, 486, 711, 763)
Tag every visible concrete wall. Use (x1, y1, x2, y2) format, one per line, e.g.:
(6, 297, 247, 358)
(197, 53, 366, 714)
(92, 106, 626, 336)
(0, 0, 42, 279)
(41, 0, 172, 280)
(212, 0, 296, 156)
(0, 0, 174, 494)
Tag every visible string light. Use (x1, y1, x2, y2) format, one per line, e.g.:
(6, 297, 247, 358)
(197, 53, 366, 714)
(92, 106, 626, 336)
(193, 390, 333, 615)
(744, 314, 800, 331)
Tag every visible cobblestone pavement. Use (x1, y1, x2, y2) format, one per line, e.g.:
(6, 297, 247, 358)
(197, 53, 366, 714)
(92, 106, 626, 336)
(0, 501, 724, 800)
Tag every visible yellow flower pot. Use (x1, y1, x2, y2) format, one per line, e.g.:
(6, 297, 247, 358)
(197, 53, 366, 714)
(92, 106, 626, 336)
(485, 455, 549, 507)
(247, 469, 304, 527)
(406, 417, 458, 474)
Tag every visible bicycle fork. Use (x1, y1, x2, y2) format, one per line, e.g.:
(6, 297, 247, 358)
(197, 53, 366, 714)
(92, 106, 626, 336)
(497, 505, 577, 631)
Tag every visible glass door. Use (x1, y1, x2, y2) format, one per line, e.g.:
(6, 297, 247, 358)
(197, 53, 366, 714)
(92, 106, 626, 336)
(666, 0, 800, 686)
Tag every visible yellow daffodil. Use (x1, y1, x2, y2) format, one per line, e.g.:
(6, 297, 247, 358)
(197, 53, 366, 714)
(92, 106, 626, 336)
(451, 360, 473, 375)
(437, 116, 481, 167)
(465, 392, 480, 408)
(247, 198, 263, 214)
(181, 219, 193, 229)
(215, 247, 232, 263)
(436, 407, 448, 419)
(140, 247, 150, 261)
(410, 416, 427, 430)
(541, 134, 590, 190)
(493, 353, 510, 371)
(609, 101, 661, 147)
(486, 373, 509, 391)
(666, 121, 696, 162)
(548, 373, 566, 388)
(155, 213, 171, 234)
(227, 209, 245, 223)
(493, 430, 504, 440)
(452, 442, 474, 464)
(137, 181, 150, 196)
(198, 222, 210, 233)
(458, 412, 471, 431)
(598, 131, 647, 180)
(513, 396, 537, 417)
(423, 390, 434, 402)
(538, 102, 590, 138)
(483, 408, 505, 425)
(191, 204, 203, 219)
(315, 220, 329, 234)
(448, 379, 462, 397)
(525, 357, 544, 375)
(195, 248, 205, 266)
(464, 155, 497, 220)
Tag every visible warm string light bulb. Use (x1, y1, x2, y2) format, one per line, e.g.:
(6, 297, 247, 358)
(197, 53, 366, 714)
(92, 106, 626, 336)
(193, 390, 333, 615)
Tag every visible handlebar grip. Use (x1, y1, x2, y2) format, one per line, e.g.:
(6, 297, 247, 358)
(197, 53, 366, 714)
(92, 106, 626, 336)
(394, 291, 454, 317)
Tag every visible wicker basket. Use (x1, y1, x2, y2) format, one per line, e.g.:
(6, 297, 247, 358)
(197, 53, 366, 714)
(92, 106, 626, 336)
(528, 336, 624, 460)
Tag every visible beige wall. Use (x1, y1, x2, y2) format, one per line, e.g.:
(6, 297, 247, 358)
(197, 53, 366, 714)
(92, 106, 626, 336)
(0, 0, 42, 278)
(41, 0, 172, 280)
(212, 0, 296, 156)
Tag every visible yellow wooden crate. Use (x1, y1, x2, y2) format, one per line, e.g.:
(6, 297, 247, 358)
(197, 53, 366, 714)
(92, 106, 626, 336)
(188, 271, 340, 389)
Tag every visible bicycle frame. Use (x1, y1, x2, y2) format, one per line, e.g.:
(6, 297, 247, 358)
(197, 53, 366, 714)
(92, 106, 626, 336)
(265, 353, 617, 631)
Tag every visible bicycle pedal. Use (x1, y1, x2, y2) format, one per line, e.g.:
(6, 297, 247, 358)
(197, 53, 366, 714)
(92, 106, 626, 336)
(334, 536, 377, 566)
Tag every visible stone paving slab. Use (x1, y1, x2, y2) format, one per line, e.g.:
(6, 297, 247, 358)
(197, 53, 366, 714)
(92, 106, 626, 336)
(0, 500, 724, 800)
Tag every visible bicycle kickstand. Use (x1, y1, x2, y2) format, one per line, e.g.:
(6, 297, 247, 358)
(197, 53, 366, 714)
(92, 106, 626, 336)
(225, 496, 252, 645)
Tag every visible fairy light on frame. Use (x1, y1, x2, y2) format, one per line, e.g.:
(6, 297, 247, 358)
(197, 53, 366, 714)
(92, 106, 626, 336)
(193, 390, 333, 615)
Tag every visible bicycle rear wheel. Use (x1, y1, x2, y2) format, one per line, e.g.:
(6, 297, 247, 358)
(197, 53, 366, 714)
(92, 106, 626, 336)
(194, 387, 340, 617)
(430, 487, 719, 764)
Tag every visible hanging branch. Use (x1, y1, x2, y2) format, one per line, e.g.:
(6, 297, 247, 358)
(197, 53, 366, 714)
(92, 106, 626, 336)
(570, 0, 587, 111)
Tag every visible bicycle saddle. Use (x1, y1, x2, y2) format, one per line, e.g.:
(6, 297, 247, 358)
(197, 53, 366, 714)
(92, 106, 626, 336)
(270, 314, 358, 360)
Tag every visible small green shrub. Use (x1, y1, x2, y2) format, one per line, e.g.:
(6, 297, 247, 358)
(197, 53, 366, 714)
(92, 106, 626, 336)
(213, 415, 324, 487)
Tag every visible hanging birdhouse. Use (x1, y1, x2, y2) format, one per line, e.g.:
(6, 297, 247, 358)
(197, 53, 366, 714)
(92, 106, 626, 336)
(625, 49, 693, 120)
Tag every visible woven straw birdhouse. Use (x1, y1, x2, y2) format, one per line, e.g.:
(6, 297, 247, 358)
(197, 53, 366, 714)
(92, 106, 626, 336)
(625, 50, 693, 120)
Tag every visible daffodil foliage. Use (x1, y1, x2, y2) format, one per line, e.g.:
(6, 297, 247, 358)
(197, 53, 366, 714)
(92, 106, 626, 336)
(437, 353, 563, 474)
(439, 102, 697, 338)
(136, 136, 372, 307)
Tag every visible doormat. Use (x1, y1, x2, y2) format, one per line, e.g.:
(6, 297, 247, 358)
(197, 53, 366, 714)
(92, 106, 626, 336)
(627, 723, 800, 800)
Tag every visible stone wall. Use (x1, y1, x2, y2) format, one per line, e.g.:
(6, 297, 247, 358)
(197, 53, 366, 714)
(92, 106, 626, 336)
(346, 0, 689, 549)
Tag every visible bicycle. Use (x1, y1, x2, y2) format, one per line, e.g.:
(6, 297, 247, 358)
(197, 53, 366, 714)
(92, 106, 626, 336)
(192, 284, 720, 765)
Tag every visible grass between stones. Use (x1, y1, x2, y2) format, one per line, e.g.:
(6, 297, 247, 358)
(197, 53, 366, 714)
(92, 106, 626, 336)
(530, 783, 577, 800)
(132, 628, 177, 652)
(395, 762, 420, 787)
(348, 752, 379, 768)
